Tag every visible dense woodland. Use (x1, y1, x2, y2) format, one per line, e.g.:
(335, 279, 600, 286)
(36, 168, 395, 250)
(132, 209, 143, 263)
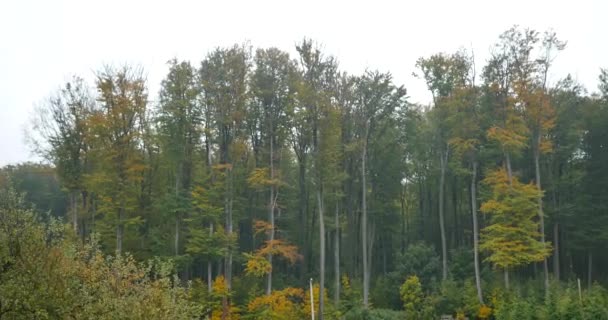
(2, 26, 608, 319)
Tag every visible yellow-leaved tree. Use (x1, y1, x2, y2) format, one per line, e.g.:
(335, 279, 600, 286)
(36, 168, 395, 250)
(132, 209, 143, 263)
(479, 168, 552, 288)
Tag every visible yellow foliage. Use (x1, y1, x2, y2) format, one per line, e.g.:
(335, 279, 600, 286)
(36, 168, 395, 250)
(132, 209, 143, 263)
(212, 275, 229, 297)
(478, 305, 492, 319)
(479, 168, 552, 270)
(210, 275, 240, 320)
(247, 287, 304, 320)
(253, 219, 273, 236)
(244, 253, 272, 277)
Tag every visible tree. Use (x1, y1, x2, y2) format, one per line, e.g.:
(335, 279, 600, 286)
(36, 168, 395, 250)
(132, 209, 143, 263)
(250, 48, 295, 294)
(293, 39, 339, 319)
(32, 76, 93, 235)
(199, 45, 250, 293)
(445, 51, 484, 303)
(417, 51, 471, 281)
(157, 59, 202, 257)
(479, 168, 551, 288)
(354, 70, 406, 307)
(87, 66, 148, 254)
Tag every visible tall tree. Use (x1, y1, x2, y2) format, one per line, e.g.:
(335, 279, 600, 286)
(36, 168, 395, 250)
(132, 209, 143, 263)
(416, 52, 471, 280)
(88, 66, 148, 254)
(444, 50, 484, 303)
(199, 45, 250, 318)
(354, 71, 406, 307)
(250, 47, 295, 294)
(157, 59, 202, 256)
(33, 77, 93, 235)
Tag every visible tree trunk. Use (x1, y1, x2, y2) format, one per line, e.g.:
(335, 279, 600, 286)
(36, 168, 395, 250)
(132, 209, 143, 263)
(471, 160, 483, 304)
(175, 219, 179, 256)
(553, 223, 560, 281)
(208, 232, 213, 292)
(317, 189, 325, 320)
(298, 160, 308, 280)
(439, 149, 448, 280)
(334, 203, 340, 306)
(116, 206, 124, 254)
(72, 191, 78, 234)
(534, 145, 549, 294)
(267, 135, 275, 295)
(361, 124, 370, 308)
(588, 251, 593, 289)
(224, 166, 234, 311)
(175, 169, 181, 256)
(401, 185, 406, 253)
(504, 269, 509, 289)
(505, 152, 513, 184)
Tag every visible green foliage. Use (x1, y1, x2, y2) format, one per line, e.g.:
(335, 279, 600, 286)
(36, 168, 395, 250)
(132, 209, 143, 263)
(391, 242, 441, 290)
(0, 180, 203, 319)
(399, 275, 436, 319)
(343, 307, 404, 320)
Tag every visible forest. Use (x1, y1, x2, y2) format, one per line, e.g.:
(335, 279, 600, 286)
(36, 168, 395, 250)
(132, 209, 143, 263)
(1, 26, 608, 319)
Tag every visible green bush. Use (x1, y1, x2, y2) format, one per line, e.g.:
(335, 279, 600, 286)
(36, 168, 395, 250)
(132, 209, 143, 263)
(344, 307, 404, 320)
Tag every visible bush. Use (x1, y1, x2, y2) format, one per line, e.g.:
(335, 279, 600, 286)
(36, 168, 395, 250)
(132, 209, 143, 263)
(344, 307, 404, 320)
(0, 182, 203, 319)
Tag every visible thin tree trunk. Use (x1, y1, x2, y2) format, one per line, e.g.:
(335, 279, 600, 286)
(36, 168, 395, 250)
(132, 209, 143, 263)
(117, 206, 124, 254)
(504, 269, 509, 289)
(439, 149, 448, 280)
(361, 124, 370, 308)
(534, 145, 549, 294)
(505, 153, 513, 185)
(226, 171, 233, 289)
(471, 160, 483, 304)
(317, 189, 325, 320)
(208, 223, 214, 293)
(267, 134, 275, 295)
(588, 251, 592, 289)
(72, 191, 78, 234)
(175, 171, 180, 256)
(401, 185, 406, 254)
(553, 223, 560, 281)
(175, 219, 179, 256)
(298, 160, 308, 280)
(334, 202, 340, 306)
(90, 195, 95, 235)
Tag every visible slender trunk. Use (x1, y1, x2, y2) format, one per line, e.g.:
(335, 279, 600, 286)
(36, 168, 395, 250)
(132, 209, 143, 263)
(175, 171, 180, 256)
(471, 160, 483, 304)
(267, 133, 275, 295)
(401, 185, 406, 254)
(90, 195, 95, 235)
(504, 152, 513, 291)
(226, 171, 233, 289)
(534, 144, 549, 294)
(116, 207, 124, 254)
(553, 223, 560, 281)
(334, 203, 340, 306)
(361, 124, 369, 308)
(298, 160, 308, 280)
(208, 224, 213, 292)
(72, 191, 78, 234)
(175, 219, 179, 256)
(505, 152, 513, 185)
(587, 251, 592, 289)
(439, 149, 448, 280)
(317, 189, 325, 320)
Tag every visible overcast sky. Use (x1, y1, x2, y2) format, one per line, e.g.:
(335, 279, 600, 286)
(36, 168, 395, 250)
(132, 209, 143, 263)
(1, 0, 606, 166)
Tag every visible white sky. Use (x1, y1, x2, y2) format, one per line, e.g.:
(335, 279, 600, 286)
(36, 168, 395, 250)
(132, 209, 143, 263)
(1, 0, 606, 166)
